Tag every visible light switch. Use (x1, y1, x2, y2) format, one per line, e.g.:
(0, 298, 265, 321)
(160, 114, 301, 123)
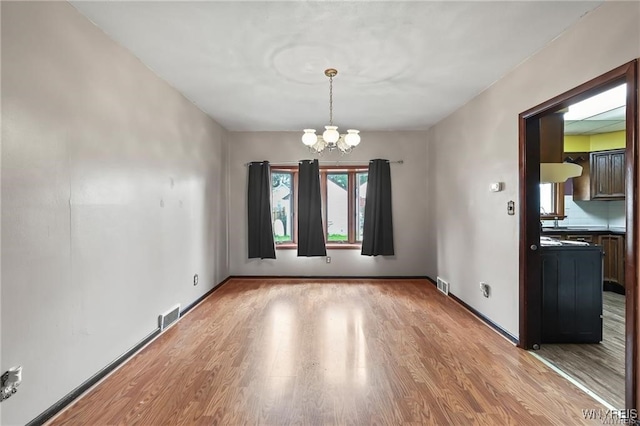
(490, 182, 503, 192)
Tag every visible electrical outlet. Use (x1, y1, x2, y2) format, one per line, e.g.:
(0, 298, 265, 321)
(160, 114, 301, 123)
(193, 274, 198, 286)
(326, 256, 331, 264)
(1, 366, 22, 401)
(480, 282, 490, 298)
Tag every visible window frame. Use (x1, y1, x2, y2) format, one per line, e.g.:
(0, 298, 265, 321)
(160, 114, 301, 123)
(271, 169, 296, 244)
(539, 182, 566, 220)
(271, 165, 368, 250)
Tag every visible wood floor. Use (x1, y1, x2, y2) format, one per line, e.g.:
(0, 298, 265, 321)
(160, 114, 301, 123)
(49, 279, 603, 425)
(536, 291, 625, 408)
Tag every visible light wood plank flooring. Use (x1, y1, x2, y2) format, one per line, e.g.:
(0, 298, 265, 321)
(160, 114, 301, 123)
(536, 291, 625, 408)
(49, 279, 603, 425)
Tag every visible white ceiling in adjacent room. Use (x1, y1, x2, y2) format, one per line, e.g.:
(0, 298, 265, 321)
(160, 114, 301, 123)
(71, 1, 603, 132)
(564, 84, 626, 135)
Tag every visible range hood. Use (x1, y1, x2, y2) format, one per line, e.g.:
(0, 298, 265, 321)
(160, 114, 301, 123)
(540, 162, 583, 183)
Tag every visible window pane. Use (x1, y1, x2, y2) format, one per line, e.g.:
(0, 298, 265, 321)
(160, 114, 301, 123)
(327, 173, 348, 242)
(356, 172, 368, 241)
(540, 182, 554, 215)
(272, 171, 293, 243)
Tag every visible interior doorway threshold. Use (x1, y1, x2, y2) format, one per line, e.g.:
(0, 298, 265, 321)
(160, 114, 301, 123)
(529, 351, 618, 411)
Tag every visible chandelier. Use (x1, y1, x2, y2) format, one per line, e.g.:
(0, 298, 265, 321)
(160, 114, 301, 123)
(302, 68, 361, 154)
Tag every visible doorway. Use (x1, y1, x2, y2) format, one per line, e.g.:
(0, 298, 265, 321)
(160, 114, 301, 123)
(518, 60, 638, 409)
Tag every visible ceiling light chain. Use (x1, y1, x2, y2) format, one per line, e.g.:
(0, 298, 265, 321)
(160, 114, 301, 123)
(301, 68, 361, 154)
(328, 71, 333, 126)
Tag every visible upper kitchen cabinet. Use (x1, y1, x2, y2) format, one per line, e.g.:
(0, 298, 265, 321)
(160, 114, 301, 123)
(591, 149, 625, 199)
(573, 148, 625, 200)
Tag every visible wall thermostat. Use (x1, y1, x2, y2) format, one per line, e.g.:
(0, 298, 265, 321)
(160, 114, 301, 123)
(490, 182, 503, 192)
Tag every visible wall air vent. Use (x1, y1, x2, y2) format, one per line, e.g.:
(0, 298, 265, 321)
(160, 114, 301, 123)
(158, 304, 181, 331)
(436, 277, 450, 295)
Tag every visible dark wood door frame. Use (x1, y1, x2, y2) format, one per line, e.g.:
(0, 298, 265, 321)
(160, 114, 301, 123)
(518, 60, 638, 409)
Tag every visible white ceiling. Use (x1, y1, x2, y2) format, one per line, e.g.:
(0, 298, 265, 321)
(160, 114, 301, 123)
(564, 84, 627, 135)
(564, 106, 626, 135)
(71, 1, 603, 132)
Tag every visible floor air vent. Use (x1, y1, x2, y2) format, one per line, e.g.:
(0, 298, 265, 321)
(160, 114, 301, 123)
(159, 304, 181, 331)
(436, 277, 449, 295)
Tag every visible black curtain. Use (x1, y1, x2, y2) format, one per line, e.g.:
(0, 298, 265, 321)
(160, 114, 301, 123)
(361, 159, 394, 256)
(297, 159, 327, 257)
(247, 161, 276, 259)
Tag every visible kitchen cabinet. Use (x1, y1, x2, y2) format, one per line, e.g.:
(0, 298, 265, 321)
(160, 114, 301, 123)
(573, 149, 625, 200)
(541, 244, 603, 343)
(563, 234, 594, 243)
(597, 234, 625, 288)
(540, 229, 625, 292)
(591, 149, 625, 199)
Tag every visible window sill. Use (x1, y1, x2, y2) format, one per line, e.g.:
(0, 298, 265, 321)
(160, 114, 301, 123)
(327, 243, 362, 250)
(275, 243, 362, 250)
(540, 215, 567, 220)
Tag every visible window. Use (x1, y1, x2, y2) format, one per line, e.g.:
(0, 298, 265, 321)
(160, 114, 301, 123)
(539, 182, 565, 219)
(356, 172, 368, 241)
(327, 173, 348, 242)
(271, 171, 294, 243)
(271, 166, 367, 248)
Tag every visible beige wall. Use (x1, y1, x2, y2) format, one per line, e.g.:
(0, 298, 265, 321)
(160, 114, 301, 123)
(228, 131, 434, 277)
(428, 1, 640, 337)
(1, 2, 229, 424)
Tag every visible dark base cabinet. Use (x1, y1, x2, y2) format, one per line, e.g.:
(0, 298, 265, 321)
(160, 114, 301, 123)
(604, 281, 625, 295)
(541, 245, 603, 343)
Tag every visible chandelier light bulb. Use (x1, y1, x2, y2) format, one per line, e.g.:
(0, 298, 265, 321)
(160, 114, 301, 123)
(323, 125, 340, 144)
(345, 129, 361, 147)
(302, 129, 318, 146)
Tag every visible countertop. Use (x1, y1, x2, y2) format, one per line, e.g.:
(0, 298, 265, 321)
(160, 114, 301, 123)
(541, 226, 626, 235)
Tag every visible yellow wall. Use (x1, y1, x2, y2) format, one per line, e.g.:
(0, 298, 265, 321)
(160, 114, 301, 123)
(590, 130, 626, 151)
(564, 135, 590, 152)
(564, 130, 625, 152)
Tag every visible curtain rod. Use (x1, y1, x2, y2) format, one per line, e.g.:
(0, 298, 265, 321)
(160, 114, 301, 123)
(245, 160, 404, 166)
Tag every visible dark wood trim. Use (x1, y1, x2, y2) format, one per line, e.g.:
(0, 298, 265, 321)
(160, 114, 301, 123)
(271, 168, 296, 244)
(320, 169, 328, 241)
(348, 171, 355, 242)
(425, 276, 519, 343)
(272, 165, 366, 246)
(448, 292, 519, 344)
(520, 62, 636, 121)
(626, 59, 639, 410)
(519, 114, 542, 349)
(28, 276, 232, 426)
(228, 275, 432, 280)
(293, 171, 298, 244)
(519, 59, 638, 410)
(274, 243, 298, 249)
(276, 243, 362, 250)
(181, 276, 233, 317)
